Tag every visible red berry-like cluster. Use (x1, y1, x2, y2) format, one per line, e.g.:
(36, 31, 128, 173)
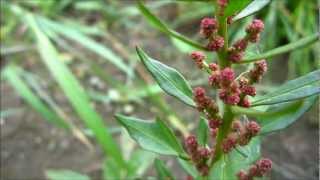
(249, 60, 268, 83)
(190, 51, 206, 69)
(199, 17, 224, 51)
(237, 158, 272, 180)
(185, 135, 211, 176)
(221, 120, 261, 153)
(227, 19, 265, 63)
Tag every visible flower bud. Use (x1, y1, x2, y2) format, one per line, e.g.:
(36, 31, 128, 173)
(190, 51, 206, 69)
(241, 85, 256, 96)
(246, 121, 260, 136)
(246, 19, 264, 34)
(256, 158, 272, 175)
(209, 63, 219, 71)
(194, 87, 206, 97)
(239, 96, 251, 108)
(209, 119, 222, 129)
(233, 39, 248, 51)
(222, 134, 237, 153)
(199, 147, 211, 159)
(220, 67, 235, 84)
(209, 72, 221, 88)
(210, 128, 218, 138)
(200, 17, 218, 38)
(228, 50, 244, 63)
(185, 135, 198, 152)
(225, 93, 240, 105)
(207, 36, 224, 51)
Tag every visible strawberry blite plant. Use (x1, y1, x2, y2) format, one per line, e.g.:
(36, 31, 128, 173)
(116, 0, 319, 179)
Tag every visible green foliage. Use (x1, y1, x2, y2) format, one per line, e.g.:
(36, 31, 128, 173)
(196, 117, 209, 146)
(46, 170, 90, 180)
(252, 70, 320, 106)
(233, 0, 271, 21)
(209, 137, 261, 180)
(136, 47, 195, 107)
(115, 114, 187, 157)
(154, 159, 175, 180)
(223, 0, 252, 18)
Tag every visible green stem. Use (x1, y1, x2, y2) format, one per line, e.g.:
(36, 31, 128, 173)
(211, 105, 234, 166)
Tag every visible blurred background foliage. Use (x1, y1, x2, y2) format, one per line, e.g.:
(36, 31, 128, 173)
(0, 0, 318, 179)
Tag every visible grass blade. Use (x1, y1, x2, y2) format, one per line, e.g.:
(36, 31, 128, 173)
(23, 12, 125, 167)
(2, 65, 69, 129)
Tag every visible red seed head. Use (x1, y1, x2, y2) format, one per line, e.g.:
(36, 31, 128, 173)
(194, 87, 206, 97)
(241, 85, 256, 96)
(222, 135, 237, 153)
(221, 67, 235, 82)
(246, 19, 264, 34)
(185, 135, 198, 151)
(237, 170, 249, 180)
(217, 0, 228, 7)
(199, 147, 211, 159)
(200, 17, 218, 38)
(233, 39, 248, 51)
(228, 50, 244, 63)
(257, 158, 272, 175)
(254, 60, 267, 73)
(246, 121, 260, 136)
(225, 93, 240, 105)
(209, 119, 222, 129)
(190, 51, 205, 61)
(240, 97, 251, 108)
(248, 164, 259, 177)
(209, 63, 219, 71)
(209, 72, 221, 88)
(207, 36, 224, 51)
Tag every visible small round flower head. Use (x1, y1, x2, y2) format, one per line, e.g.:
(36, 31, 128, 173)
(239, 96, 251, 108)
(249, 60, 267, 83)
(246, 19, 264, 34)
(220, 67, 235, 84)
(199, 147, 211, 159)
(237, 170, 249, 180)
(246, 121, 260, 136)
(222, 134, 237, 153)
(256, 158, 272, 175)
(217, 0, 228, 7)
(200, 17, 218, 38)
(207, 36, 224, 51)
(254, 60, 268, 73)
(228, 50, 244, 63)
(209, 119, 222, 129)
(225, 93, 240, 105)
(185, 135, 198, 152)
(190, 51, 206, 69)
(209, 63, 219, 71)
(241, 85, 256, 96)
(248, 164, 259, 177)
(194, 87, 206, 97)
(209, 72, 221, 88)
(230, 82, 241, 94)
(233, 39, 248, 51)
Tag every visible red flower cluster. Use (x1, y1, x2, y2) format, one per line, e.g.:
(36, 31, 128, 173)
(227, 19, 265, 63)
(190, 51, 206, 69)
(222, 120, 261, 153)
(207, 36, 225, 51)
(249, 60, 268, 83)
(246, 19, 264, 43)
(237, 158, 272, 180)
(193, 87, 219, 118)
(185, 135, 211, 176)
(200, 18, 218, 38)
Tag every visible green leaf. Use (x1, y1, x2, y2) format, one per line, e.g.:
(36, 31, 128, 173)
(240, 33, 319, 63)
(127, 150, 157, 178)
(136, 46, 195, 107)
(177, 159, 199, 178)
(46, 170, 90, 180)
(2, 65, 69, 129)
(196, 117, 208, 146)
(154, 159, 175, 180)
(36, 16, 132, 76)
(115, 114, 186, 157)
(103, 158, 121, 180)
(24, 13, 125, 167)
(233, 0, 271, 21)
(209, 137, 261, 180)
(256, 96, 318, 134)
(137, 1, 206, 51)
(252, 70, 320, 106)
(224, 0, 252, 18)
